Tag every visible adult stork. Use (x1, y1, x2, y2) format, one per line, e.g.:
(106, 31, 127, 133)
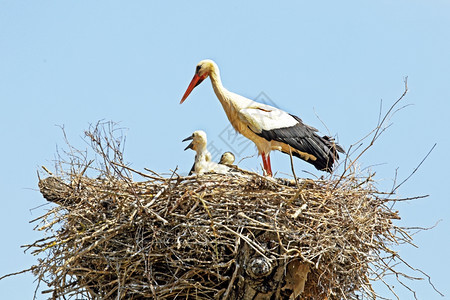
(180, 59, 343, 176)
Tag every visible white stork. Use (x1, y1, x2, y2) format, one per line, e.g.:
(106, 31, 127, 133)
(183, 130, 230, 175)
(180, 59, 344, 177)
(219, 151, 235, 166)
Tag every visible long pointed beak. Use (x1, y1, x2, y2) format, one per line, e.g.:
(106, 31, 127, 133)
(180, 74, 205, 104)
(182, 135, 193, 142)
(182, 135, 194, 151)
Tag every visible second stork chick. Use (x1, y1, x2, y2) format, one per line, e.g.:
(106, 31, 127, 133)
(219, 151, 235, 166)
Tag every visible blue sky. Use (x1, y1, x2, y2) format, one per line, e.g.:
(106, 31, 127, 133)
(1, 1, 449, 298)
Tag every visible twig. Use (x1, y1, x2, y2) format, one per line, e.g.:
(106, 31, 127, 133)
(335, 78, 409, 188)
(288, 146, 299, 186)
(391, 143, 436, 193)
(0, 267, 35, 280)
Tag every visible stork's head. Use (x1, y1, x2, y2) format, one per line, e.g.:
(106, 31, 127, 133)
(182, 130, 208, 151)
(219, 151, 235, 165)
(180, 59, 217, 104)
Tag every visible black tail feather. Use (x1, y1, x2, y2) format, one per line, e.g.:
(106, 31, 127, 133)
(280, 134, 344, 173)
(254, 114, 344, 172)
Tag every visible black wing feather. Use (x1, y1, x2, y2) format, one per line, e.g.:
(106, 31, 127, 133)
(254, 114, 344, 172)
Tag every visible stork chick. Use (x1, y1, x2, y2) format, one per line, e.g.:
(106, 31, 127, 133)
(219, 151, 235, 166)
(183, 130, 230, 175)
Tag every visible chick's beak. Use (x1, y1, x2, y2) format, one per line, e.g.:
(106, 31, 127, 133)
(182, 135, 194, 151)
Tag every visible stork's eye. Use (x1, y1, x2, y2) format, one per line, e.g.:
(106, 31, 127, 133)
(196, 65, 202, 73)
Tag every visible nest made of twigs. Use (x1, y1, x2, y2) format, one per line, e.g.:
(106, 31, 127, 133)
(30, 164, 407, 300)
(7, 82, 439, 299)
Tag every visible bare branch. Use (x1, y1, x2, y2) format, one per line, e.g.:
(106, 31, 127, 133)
(391, 143, 437, 193)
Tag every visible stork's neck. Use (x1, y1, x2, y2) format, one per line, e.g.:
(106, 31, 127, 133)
(195, 145, 209, 162)
(208, 65, 254, 114)
(208, 66, 233, 109)
(195, 142, 207, 153)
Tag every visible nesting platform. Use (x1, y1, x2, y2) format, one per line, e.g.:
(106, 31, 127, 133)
(31, 167, 405, 300)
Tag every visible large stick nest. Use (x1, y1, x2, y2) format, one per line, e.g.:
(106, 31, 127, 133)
(35, 169, 401, 300)
(21, 118, 429, 300)
(12, 82, 438, 300)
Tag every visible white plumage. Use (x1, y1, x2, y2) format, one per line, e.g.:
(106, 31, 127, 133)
(219, 151, 235, 166)
(180, 59, 344, 176)
(183, 130, 230, 175)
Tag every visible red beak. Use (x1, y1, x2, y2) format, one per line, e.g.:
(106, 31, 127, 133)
(180, 74, 206, 104)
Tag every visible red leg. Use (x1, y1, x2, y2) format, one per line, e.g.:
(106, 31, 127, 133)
(261, 153, 273, 177)
(261, 153, 268, 175)
(266, 154, 273, 177)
